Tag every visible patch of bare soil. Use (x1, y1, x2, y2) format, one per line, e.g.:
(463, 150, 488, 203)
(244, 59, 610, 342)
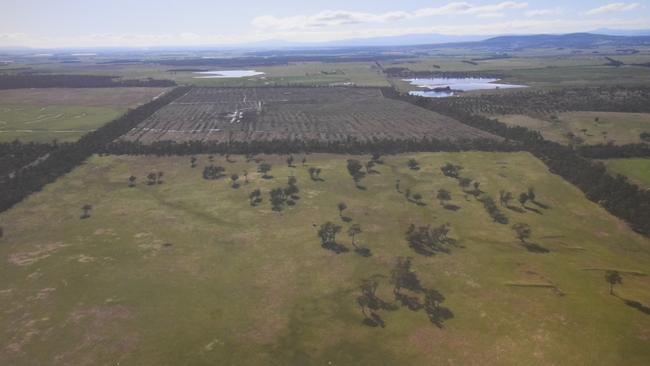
(8, 242, 67, 266)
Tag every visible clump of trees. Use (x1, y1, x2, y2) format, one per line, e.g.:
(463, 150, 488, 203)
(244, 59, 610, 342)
(203, 165, 225, 180)
(478, 195, 508, 224)
(407, 159, 420, 171)
(390, 257, 454, 328)
(317, 221, 348, 254)
(258, 162, 272, 179)
(347, 159, 366, 189)
(357, 279, 397, 328)
(405, 223, 454, 256)
(269, 175, 300, 211)
(147, 172, 164, 185)
(441, 163, 462, 178)
(512, 222, 549, 253)
(308, 167, 323, 181)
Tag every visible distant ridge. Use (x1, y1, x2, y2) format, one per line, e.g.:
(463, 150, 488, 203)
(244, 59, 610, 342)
(416, 33, 650, 49)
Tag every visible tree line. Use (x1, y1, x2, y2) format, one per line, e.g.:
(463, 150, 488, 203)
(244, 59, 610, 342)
(101, 137, 521, 156)
(0, 74, 176, 89)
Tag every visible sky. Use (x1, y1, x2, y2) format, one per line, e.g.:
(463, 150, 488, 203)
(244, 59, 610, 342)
(1, 1, 649, 48)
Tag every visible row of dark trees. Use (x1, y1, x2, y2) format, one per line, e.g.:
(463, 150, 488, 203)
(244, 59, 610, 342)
(0, 87, 190, 213)
(0, 140, 60, 180)
(101, 137, 521, 156)
(0, 74, 176, 89)
(386, 86, 650, 116)
(384, 89, 650, 236)
(576, 143, 650, 159)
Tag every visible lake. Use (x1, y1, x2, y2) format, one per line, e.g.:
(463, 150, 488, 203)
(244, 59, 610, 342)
(404, 77, 527, 97)
(193, 70, 265, 79)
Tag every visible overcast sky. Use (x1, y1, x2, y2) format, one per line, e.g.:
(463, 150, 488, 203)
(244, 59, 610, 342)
(1, 1, 649, 48)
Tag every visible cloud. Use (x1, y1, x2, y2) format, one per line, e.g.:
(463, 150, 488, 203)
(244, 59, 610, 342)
(525, 8, 561, 17)
(586, 2, 640, 15)
(252, 2, 529, 30)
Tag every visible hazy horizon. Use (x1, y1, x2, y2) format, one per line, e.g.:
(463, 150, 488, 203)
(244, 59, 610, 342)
(2, 1, 650, 48)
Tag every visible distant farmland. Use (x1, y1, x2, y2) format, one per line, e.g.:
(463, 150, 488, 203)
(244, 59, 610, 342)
(121, 87, 497, 143)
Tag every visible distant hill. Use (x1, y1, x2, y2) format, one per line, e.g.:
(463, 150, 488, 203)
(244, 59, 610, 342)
(418, 33, 650, 49)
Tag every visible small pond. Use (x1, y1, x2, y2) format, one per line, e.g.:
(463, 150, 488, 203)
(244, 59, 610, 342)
(404, 77, 527, 97)
(193, 70, 265, 79)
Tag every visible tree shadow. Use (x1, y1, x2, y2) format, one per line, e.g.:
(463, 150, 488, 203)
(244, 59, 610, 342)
(355, 247, 372, 257)
(355, 184, 367, 191)
(262, 175, 274, 180)
(321, 242, 349, 254)
(443, 204, 461, 211)
(231, 183, 240, 189)
(506, 205, 526, 213)
(532, 200, 551, 209)
(395, 292, 423, 311)
(250, 198, 262, 207)
(362, 312, 386, 328)
(524, 206, 543, 215)
(618, 296, 650, 316)
(341, 216, 352, 223)
(426, 306, 455, 328)
(522, 242, 550, 253)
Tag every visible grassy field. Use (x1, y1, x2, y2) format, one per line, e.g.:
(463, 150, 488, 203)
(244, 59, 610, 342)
(0, 88, 169, 143)
(496, 112, 650, 145)
(602, 158, 650, 189)
(0, 105, 123, 143)
(1, 152, 649, 365)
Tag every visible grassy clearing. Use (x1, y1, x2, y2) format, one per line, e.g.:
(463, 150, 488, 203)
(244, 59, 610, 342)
(0, 152, 649, 365)
(0, 88, 169, 143)
(495, 112, 650, 145)
(602, 158, 650, 189)
(0, 104, 123, 142)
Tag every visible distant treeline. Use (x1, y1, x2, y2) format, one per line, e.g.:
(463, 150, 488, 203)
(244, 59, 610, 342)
(157, 54, 402, 67)
(420, 86, 650, 116)
(0, 87, 190, 213)
(383, 67, 504, 79)
(101, 137, 520, 156)
(0, 74, 176, 89)
(383, 88, 650, 236)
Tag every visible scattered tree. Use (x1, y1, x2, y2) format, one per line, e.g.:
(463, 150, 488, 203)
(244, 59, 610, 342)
(249, 189, 262, 206)
(337, 202, 348, 218)
(128, 175, 136, 188)
(437, 189, 451, 206)
(258, 162, 272, 179)
(147, 172, 157, 185)
(407, 159, 420, 170)
(605, 270, 623, 295)
(230, 174, 239, 188)
(81, 204, 93, 219)
(348, 224, 362, 249)
(512, 222, 532, 243)
(286, 155, 294, 167)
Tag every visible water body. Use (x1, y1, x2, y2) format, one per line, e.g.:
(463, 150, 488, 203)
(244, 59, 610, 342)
(193, 70, 265, 79)
(404, 77, 527, 98)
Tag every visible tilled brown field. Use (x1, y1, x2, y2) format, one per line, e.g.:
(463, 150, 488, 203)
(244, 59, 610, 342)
(121, 87, 497, 143)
